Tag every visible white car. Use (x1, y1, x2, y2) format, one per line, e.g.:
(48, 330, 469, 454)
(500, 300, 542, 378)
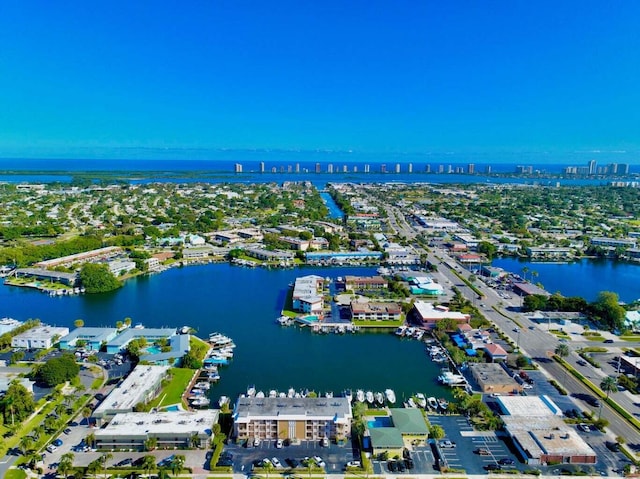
(271, 457, 282, 468)
(346, 461, 362, 468)
(313, 456, 326, 468)
(523, 383, 534, 389)
(275, 439, 283, 448)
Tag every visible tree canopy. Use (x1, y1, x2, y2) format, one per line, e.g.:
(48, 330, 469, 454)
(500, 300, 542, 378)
(0, 380, 36, 425)
(80, 263, 121, 293)
(33, 353, 80, 387)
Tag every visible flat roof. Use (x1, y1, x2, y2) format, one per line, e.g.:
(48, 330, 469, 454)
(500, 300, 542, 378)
(60, 327, 118, 344)
(13, 325, 70, 341)
(95, 410, 219, 437)
(497, 395, 563, 417)
(414, 301, 469, 320)
(93, 365, 169, 417)
(15, 268, 78, 281)
(470, 363, 521, 388)
(234, 397, 352, 424)
(107, 327, 177, 348)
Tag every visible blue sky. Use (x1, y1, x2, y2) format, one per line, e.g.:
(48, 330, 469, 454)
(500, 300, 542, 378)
(1, 1, 639, 161)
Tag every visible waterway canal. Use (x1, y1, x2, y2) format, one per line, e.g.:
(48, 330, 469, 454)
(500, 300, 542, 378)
(1, 263, 450, 401)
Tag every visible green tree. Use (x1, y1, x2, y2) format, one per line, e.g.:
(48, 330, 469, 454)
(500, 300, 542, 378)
(555, 343, 570, 383)
(0, 380, 36, 425)
(74, 318, 85, 328)
(33, 353, 80, 387)
(600, 376, 618, 400)
(590, 291, 626, 331)
(79, 263, 121, 293)
(429, 424, 445, 440)
(58, 452, 75, 479)
(172, 454, 186, 475)
(142, 455, 157, 476)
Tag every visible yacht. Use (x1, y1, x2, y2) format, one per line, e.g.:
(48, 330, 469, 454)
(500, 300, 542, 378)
(247, 385, 256, 397)
(365, 391, 374, 404)
(385, 389, 396, 404)
(344, 389, 353, 403)
(269, 390, 277, 398)
(287, 387, 296, 398)
(190, 397, 210, 407)
(427, 397, 438, 410)
(278, 392, 286, 398)
(193, 381, 210, 390)
(356, 389, 365, 402)
(375, 392, 384, 405)
(438, 398, 449, 410)
(218, 396, 229, 407)
(438, 371, 466, 386)
(325, 391, 333, 398)
(256, 391, 265, 398)
(395, 326, 407, 336)
(415, 393, 427, 408)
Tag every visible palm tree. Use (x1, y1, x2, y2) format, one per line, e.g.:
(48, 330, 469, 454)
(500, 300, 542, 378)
(18, 435, 33, 456)
(172, 454, 186, 475)
(58, 453, 75, 479)
(521, 266, 529, 282)
(142, 455, 156, 477)
(100, 452, 113, 478)
(74, 318, 85, 328)
(555, 343, 570, 383)
(82, 406, 92, 426)
(85, 432, 96, 448)
(601, 376, 619, 399)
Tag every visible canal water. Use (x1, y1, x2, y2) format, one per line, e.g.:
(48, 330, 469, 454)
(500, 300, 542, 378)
(0, 263, 451, 401)
(319, 191, 344, 219)
(491, 257, 640, 303)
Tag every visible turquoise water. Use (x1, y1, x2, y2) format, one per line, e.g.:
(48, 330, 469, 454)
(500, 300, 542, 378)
(367, 416, 393, 428)
(164, 405, 180, 411)
(491, 257, 640, 303)
(146, 346, 162, 354)
(319, 192, 344, 219)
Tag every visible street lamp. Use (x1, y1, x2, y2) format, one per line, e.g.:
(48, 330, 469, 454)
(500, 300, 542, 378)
(514, 328, 521, 353)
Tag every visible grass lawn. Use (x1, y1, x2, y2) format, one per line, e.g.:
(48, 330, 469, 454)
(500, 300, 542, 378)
(585, 336, 606, 342)
(148, 368, 195, 408)
(621, 335, 640, 341)
(5, 469, 27, 479)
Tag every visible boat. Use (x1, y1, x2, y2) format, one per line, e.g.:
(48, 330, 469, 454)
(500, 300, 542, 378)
(344, 389, 353, 403)
(415, 393, 427, 408)
(207, 372, 220, 382)
(375, 392, 384, 405)
(218, 396, 229, 407)
(269, 390, 277, 398)
(407, 397, 417, 408)
(276, 315, 292, 325)
(325, 391, 333, 398)
(256, 391, 265, 398)
(278, 392, 286, 398)
(365, 391, 374, 404)
(356, 389, 365, 402)
(427, 397, 438, 409)
(287, 387, 296, 398)
(180, 326, 190, 334)
(190, 397, 210, 407)
(395, 326, 407, 336)
(193, 381, 210, 390)
(385, 389, 396, 404)
(247, 385, 256, 397)
(438, 371, 466, 386)
(438, 398, 449, 410)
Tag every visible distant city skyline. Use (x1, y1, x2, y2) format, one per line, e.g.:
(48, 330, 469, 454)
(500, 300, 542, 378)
(1, 2, 639, 158)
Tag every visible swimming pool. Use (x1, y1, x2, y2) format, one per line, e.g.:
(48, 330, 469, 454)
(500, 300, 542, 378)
(164, 405, 180, 412)
(367, 416, 393, 428)
(146, 346, 162, 354)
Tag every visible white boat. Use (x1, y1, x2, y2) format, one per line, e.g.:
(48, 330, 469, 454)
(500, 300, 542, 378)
(278, 392, 286, 398)
(193, 381, 210, 390)
(438, 398, 449, 410)
(325, 391, 333, 398)
(344, 389, 353, 403)
(427, 397, 438, 409)
(356, 389, 365, 402)
(385, 389, 396, 404)
(218, 396, 229, 407)
(375, 392, 384, 405)
(276, 315, 292, 325)
(395, 326, 407, 336)
(269, 390, 277, 398)
(207, 372, 220, 382)
(407, 397, 417, 408)
(190, 397, 210, 407)
(256, 391, 265, 398)
(287, 387, 296, 398)
(365, 391, 374, 404)
(438, 371, 466, 386)
(247, 385, 256, 397)
(415, 393, 427, 408)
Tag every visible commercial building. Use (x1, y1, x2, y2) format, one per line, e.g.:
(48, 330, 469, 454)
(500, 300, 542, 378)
(496, 396, 596, 465)
(12, 326, 70, 349)
(410, 301, 470, 329)
(367, 408, 429, 456)
(59, 327, 119, 351)
(34, 246, 122, 268)
(344, 275, 388, 290)
(93, 365, 170, 425)
(182, 245, 215, 260)
(13, 268, 78, 286)
(468, 363, 522, 394)
(94, 409, 218, 451)
(590, 237, 636, 249)
(233, 397, 352, 442)
(105, 327, 180, 354)
(350, 301, 402, 322)
(107, 260, 136, 276)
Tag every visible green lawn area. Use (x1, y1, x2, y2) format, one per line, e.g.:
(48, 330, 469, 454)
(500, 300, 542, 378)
(621, 335, 640, 341)
(5, 469, 27, 479)
(148, 368, 195, 408)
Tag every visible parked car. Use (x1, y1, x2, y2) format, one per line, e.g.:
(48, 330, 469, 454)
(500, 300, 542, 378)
(387, 460, 398, 472)
(577, 423, 591, 433)
(577, 359, 588, 366)
(605, 441, 621, 452)
(585, 396, 600, 407)
(286, 458, 300, 468)
(253, 437, 261, 447)
(116, 458, 133, 467)
(345, 461, 361, 468)
(321, 436, 329, 447)
(486, 463, 501, 471)
(475, 448, 491, 455)
(439, 440, 456, 448)
(313, 456, 326, 468)
(52, 439, 63, 447)
(604, 339, 615, 344)
(271, 457, 282, 468)
(275, 439, 283, 448)
(498, 458, 515, 465)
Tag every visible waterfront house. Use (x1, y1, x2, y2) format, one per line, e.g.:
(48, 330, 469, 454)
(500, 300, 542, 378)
(350, 301, 402, 322)
(292, 275, 324, 314)
(182, 245, 215, 260)
(233, 396, 352, 442)
(482, 343, 509, 362)
(107, 260, 136, 276)
(410, 301, 470, 329)
(11, 326, 70, 349)
(14, 268, 79, 286)
(368, 408, 429, 456)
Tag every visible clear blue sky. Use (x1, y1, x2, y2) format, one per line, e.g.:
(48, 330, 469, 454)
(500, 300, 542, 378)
(1, 1, 639, 161)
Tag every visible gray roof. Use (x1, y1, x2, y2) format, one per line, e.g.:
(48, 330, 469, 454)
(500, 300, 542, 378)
(60, 327, 118, 344)
(108, 327, 177, 348)
(234, 397, 352, 424)
(139, 334, 190, 363)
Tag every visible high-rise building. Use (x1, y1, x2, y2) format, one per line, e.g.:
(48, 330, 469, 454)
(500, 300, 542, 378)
(621, 164, 630, 174)
(380, 164, 387, 173)
(353, 165, 358, 173)
(408, 163, 413, 173)
(327, 164, 334, 173)
(438, 165, 444, 173)
(342, 165, 348, 173)
(395, 163, 401, 173)
(259, 162, 265, 173)
(447, 165, 453, 174)
(234, 163, 243, 173)
(467, 163, 475, 174)
(608, 163, 618, 175)
(485, 165, 491, 174)
(425, 164, 431, 173)
(271, 167, 277, 173)
(315, 163, 321, 173)
(588, 159, 597, 175)
(364, 164, 370, 173)
(295, 163, 300, 173)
